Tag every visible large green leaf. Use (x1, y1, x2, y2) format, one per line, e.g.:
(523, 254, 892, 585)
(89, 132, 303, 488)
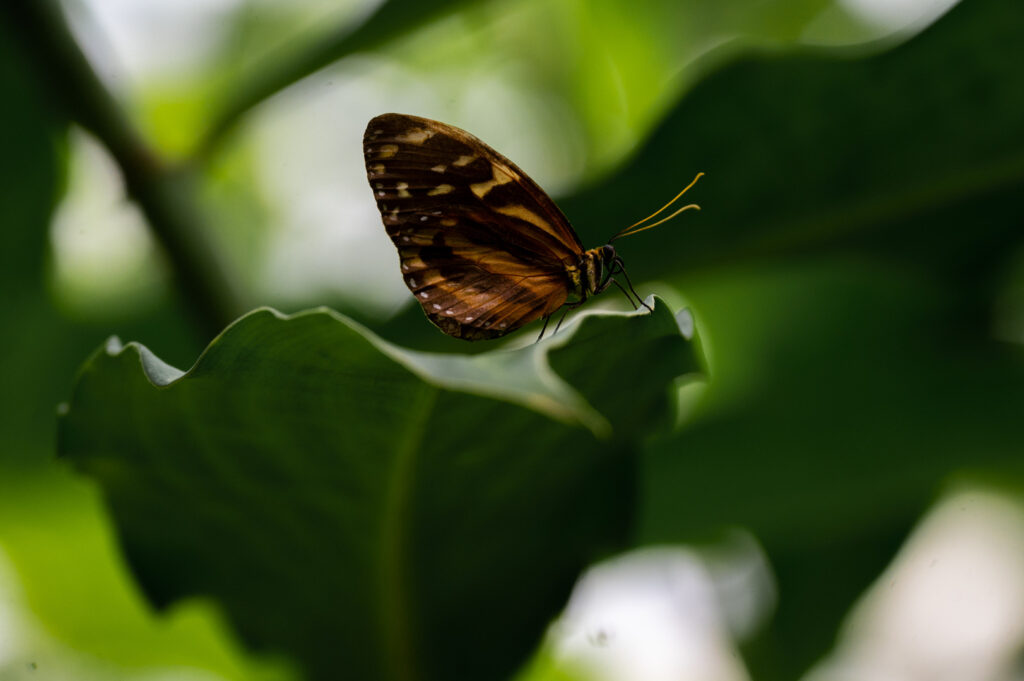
(58, 298, 701, 681)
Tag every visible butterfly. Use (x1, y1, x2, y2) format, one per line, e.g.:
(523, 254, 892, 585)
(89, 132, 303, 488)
(363, 113, 702, 340)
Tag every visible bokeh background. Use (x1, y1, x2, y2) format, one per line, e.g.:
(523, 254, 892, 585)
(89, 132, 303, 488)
(2, 0, 1024, 679)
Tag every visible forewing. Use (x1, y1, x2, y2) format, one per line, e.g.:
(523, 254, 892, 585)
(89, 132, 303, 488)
(365, 113, 584, 258)
(364, 113, 580, 339)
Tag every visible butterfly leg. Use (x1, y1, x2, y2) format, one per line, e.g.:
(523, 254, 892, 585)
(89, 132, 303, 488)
(594, 272, 641, 311)
(549, 298, 589, 337)
(552, 307, 573, 335)
(614, 262, 652, 311)
(536, 314, 553, 343)
(609, 278, 639, 310)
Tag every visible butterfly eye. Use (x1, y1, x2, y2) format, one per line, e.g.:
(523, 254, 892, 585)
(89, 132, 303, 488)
(602, 244, 616, 261)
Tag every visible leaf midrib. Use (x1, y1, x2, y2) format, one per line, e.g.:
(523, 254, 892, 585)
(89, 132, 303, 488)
(378, 382, 439, 681)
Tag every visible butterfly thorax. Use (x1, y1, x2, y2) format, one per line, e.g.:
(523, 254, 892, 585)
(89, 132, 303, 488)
(568, 244, 617, 300)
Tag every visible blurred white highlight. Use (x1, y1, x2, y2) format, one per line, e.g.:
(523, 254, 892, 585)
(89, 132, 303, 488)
(838, 0, 960, 33)
(0, 550, 19, 669)
(50, 128, 166, 313)
(550, 534, 773, 681)
(62, 0, 242, 91)
(807, 489, 1024, 681)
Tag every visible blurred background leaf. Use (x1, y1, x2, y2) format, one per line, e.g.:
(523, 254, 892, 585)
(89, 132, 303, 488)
(0, 9, 277, 681)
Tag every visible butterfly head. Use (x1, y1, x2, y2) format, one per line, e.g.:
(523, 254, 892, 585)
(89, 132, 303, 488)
(579, 171, 703, 310)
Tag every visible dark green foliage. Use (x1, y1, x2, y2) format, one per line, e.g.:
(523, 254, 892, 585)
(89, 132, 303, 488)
(564, 0, 1024, 288)
(560, 1, 1024, 677)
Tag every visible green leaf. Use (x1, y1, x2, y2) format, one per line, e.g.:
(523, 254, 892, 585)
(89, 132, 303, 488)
(562, 0, 1023, 284)
(58, 298, 701, 681)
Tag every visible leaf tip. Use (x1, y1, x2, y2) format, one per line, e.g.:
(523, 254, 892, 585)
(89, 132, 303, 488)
(104, 336, 124, 355)
(675, 308, 695, 339)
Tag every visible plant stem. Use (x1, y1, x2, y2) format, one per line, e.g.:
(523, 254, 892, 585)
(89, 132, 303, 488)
(4, 0, 245, 340)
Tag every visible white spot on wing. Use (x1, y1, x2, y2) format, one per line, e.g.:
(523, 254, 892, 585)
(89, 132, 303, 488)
(431, 164, 447, 173)
(397, 182, 411, 198)
(419, 292, 429, 299)
(453, 155, 476, 167)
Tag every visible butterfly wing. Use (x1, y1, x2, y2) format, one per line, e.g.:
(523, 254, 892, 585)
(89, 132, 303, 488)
(363, 113, 584, 340)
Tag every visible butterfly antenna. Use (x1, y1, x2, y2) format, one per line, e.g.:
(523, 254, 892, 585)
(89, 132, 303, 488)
(613, 203, 700, 240)
(609, 172, 704, 243)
